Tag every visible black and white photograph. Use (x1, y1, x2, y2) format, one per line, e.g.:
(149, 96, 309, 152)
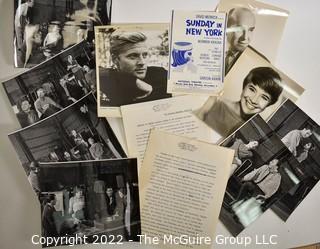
(219, 115, 301, 236)
(95, 24, 172, 117)
(14, 0, 112, 68)
(194, 47, 304, 140)
(223, 6, 256, 75)
(3, 41, 96, 128)
(217, 0, 289, 74)
(267, 99, 320, 221)
(37, 158, 140, 247)
(8, 93, 126, 181)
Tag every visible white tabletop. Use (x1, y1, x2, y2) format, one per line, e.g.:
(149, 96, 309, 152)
(0, 0, 319, 248)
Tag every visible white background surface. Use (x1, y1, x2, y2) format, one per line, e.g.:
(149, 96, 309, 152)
(0, 0, 319, 248)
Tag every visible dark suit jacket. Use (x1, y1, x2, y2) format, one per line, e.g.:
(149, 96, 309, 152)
(42, 203, 58, 237)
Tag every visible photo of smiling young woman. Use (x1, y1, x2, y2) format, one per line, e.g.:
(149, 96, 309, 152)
(194, 47, 304, 140)
(195, 67, 283, 138)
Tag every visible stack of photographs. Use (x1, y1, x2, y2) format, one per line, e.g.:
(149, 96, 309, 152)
(4, 15, 144, 245)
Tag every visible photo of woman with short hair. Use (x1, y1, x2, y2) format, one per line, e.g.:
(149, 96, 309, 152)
(195, 66, 283, 137)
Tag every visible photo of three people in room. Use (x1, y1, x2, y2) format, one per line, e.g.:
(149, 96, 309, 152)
(3, 41, 96, 128)
(9, 94, 126, 180)
(219, 114, 308, 236)
(38, 159, 140, 246)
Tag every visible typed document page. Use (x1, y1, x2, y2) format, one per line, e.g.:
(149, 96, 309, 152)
(121, 95, 221, 166)
(138, 129, 234, 248)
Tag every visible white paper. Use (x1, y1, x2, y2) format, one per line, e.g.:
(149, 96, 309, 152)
(121, 95, 221, 166)
(139, 129, 234, 248)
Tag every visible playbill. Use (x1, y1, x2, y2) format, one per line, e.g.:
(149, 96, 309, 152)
(139, 129, 234, 248)
(167, 11, 226, 95)
(95, 24, 171, 117)
(121, 95, 220, 166)
(14, 0, 112, 68)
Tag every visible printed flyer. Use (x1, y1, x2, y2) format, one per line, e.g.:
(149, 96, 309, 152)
(168, 10, 227, 96)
